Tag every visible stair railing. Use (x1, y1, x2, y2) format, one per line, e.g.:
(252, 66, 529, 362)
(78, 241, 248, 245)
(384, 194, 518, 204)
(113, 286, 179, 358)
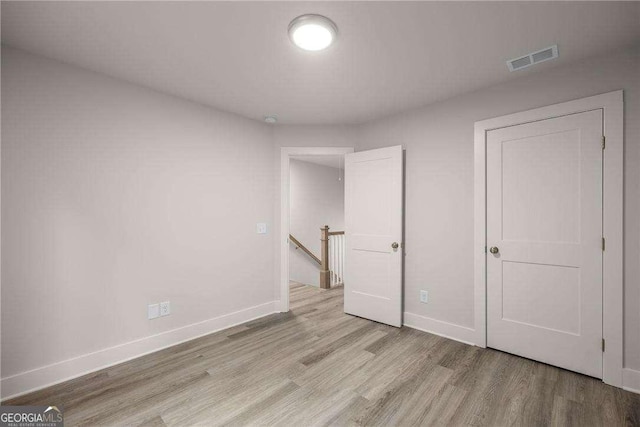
(290, 225, 345, 289)
(289, 234, 321, 265)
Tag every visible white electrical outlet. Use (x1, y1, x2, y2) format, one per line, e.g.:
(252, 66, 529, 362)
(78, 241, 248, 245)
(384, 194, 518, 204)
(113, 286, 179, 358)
(160, 301, 171, 317)
(420, 290, 429, 303)
(256, 223, 267, 234)
(148, 303, 160, 319)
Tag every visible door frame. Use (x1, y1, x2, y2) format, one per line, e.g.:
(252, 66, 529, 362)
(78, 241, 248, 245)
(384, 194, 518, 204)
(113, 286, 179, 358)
(279, 146, 354, 313)
(473, 90, 623, 387)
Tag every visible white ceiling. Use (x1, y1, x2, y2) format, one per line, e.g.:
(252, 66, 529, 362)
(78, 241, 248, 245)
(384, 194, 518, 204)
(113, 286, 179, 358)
(2, 2, 639, 125)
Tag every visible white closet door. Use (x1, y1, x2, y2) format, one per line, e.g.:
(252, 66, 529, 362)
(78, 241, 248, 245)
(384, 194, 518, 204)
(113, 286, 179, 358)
(487, 109, 603, 378)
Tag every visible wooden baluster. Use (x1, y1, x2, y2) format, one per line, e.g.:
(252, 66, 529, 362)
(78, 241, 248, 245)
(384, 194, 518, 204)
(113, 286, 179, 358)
(320, 225, 330, 289)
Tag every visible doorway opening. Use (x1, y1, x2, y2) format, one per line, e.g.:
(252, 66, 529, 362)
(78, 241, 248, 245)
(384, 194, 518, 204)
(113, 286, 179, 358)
(288, 154, 347, 306)
(280, 145, 405, 327)
(279, 147, 354, 313)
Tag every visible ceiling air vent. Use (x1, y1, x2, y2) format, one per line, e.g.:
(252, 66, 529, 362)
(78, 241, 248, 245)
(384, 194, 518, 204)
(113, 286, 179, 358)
(507, 45, 558, 72)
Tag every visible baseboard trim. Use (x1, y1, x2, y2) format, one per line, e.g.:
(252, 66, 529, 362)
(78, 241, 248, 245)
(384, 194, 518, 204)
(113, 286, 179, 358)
(403, 312, 477, 346)
(1, 301, 278, 400)
(623, 368, 640, 395)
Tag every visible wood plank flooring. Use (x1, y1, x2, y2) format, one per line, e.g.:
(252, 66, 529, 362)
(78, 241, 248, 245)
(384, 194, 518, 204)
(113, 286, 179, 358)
(6, 283, 640, 426)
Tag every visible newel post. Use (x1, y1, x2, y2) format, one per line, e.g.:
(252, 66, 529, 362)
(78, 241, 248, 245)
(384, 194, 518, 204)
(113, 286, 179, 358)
(320, 225, 330, 289)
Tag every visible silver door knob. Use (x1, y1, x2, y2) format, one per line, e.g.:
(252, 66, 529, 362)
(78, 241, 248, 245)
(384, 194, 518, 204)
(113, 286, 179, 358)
(391, 242, 399, 249)
(489, 246, 499, 254)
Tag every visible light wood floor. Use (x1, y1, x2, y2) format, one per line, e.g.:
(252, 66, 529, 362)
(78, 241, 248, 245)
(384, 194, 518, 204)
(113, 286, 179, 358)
(7, 283, 640, 426)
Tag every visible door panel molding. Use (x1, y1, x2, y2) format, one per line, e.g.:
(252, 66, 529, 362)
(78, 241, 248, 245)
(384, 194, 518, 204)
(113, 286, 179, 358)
(474, 90, 623, 387)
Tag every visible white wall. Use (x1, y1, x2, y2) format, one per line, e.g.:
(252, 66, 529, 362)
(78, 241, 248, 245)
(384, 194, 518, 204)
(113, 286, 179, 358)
(1, 47, 276, 397)
(289, 159, 344, 286)
(355, 47, 640, 371)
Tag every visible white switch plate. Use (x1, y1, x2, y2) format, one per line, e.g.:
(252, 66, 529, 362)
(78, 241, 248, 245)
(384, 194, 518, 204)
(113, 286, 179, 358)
(148, 303, 160, 319)
(160, 301, 171, 317)
(256, 223, 267, 234)
(420, 290, 429, 303)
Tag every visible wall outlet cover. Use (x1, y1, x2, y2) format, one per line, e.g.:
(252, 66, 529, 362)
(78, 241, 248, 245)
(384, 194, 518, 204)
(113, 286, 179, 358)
(256, 223, 267, 234)
(420, 290, 429, 303)
(160, 301, 171, 316)
(148, 303, 160, 319)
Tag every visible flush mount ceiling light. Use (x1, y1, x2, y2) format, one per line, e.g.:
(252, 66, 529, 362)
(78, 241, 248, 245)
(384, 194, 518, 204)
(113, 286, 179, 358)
(288, 14, 338, 51)
(264, 115, 278, 124)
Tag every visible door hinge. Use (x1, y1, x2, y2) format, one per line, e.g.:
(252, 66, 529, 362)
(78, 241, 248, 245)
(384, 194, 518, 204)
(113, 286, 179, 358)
(602, 237, 605, 251)
(602, 135, 606, 149)
(602, 338, 606, 352)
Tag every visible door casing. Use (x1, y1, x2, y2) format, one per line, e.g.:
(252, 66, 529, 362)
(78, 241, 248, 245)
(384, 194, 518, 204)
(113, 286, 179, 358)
(474, 90, 623, 387)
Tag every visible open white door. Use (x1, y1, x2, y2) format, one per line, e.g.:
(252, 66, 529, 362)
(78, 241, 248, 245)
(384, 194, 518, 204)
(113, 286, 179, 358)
(344, 145, 403, 327)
